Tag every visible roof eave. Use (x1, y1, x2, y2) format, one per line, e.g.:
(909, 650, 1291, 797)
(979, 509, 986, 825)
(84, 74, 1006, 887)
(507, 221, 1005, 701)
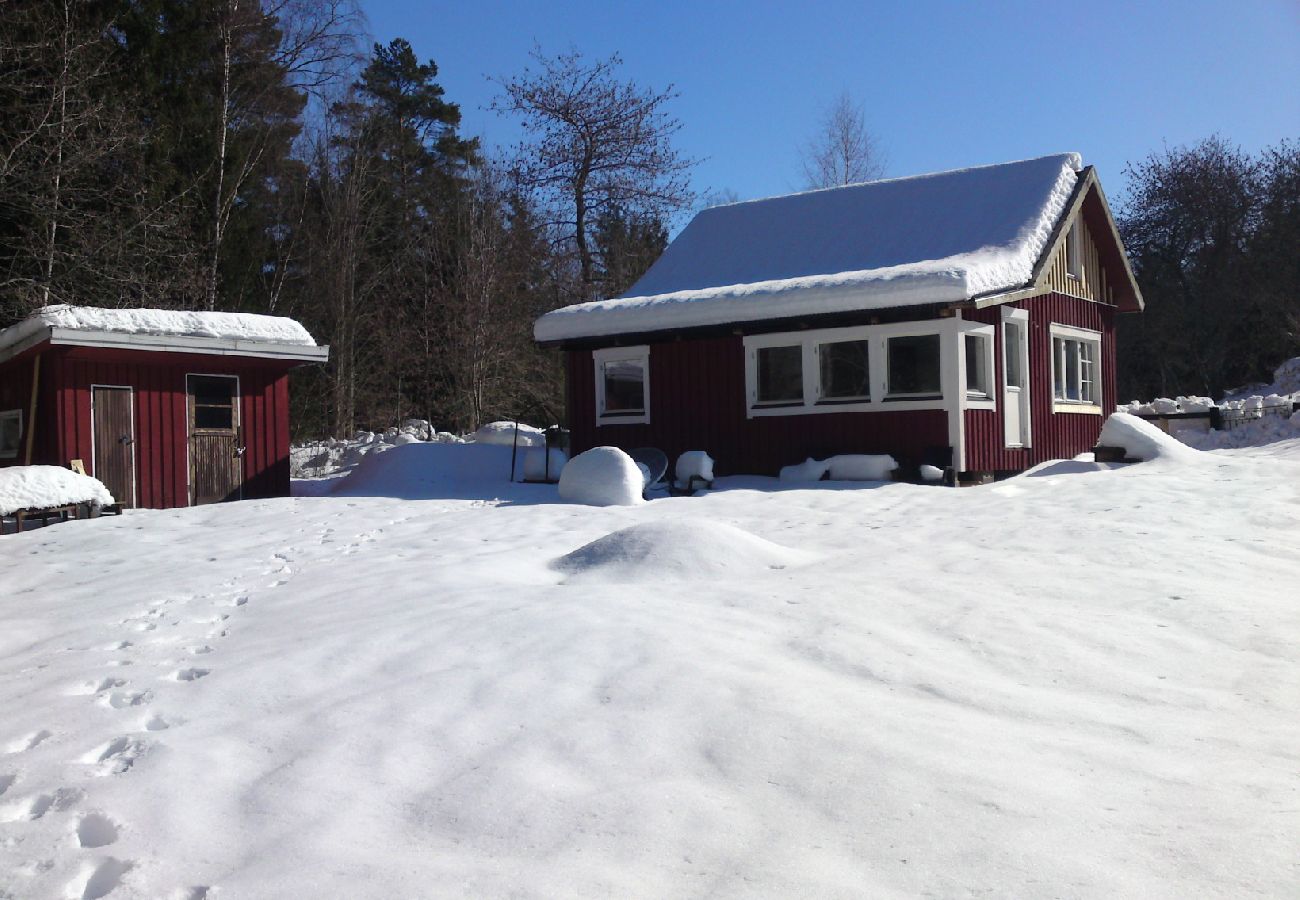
(1, 327, 330, 364)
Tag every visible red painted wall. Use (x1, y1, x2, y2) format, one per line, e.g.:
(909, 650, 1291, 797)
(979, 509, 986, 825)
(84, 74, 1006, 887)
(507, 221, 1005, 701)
(566, 335, 950, 476)
(962, 293, 1118, 472)
(0, 345, 295, 507)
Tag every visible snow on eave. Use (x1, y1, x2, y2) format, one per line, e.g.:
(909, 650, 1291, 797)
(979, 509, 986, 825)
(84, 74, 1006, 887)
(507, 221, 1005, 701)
(0, 305, 328, 365)
(536, 153, 1083, 343)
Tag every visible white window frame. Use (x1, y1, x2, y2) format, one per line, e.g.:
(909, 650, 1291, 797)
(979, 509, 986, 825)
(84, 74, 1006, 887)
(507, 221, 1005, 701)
(1049, 324, 1102, 414)
(743, 321, 959, 418)
(0, 409, 21, 459)
(961, 329, 995, 405)
(593, 345, 650, 425)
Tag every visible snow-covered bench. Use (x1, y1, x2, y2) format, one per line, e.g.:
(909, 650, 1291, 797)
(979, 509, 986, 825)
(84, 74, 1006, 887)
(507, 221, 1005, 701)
(0, 466, 115, 536)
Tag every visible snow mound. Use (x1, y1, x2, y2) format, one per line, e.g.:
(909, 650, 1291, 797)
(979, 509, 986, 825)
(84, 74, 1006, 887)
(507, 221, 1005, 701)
(327, 442, 528, 500)
(0, 465, 114, 515)
(558, 447, 644, 507)
(828, 454, 898, 481)
(473, 421, 545, 448)
(675, 450, 714, 484)
(291, 423, 463, 479)
(1098, 413, 1201, 463)
(554, 519, 812, 583)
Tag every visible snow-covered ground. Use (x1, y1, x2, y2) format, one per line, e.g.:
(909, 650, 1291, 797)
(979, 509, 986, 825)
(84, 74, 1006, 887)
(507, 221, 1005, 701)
(2, 439, 1298, 899)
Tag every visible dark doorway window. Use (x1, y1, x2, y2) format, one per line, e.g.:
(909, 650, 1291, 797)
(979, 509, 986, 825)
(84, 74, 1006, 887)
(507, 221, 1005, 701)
(189, 375, 237, 431)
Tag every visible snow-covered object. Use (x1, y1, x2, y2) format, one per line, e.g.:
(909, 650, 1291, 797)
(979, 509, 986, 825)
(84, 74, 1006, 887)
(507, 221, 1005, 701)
(324, 442, 532, 500)
(536, 154, 1082, 341)
(1182, 411, 1300, 451)
(919, 464, 946, 482)
(0, 465, 113, 515)
(1098, 413, 1201, 462)
(674, 450, 715, 484)
(779, 458, 831, 482)
(472, 421, 546, 448)
(557, 447, 645, 507)
(554, 519, 812, 583)
(522, 448, 567, 481)
(827, 454, 898, 481)
(0, 304, 315, 353)
(1119, 395, 1218, 416)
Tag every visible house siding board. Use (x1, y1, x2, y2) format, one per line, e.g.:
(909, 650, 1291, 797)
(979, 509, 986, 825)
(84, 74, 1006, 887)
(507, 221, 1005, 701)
(567, 335, 949, 476)
(963, 293, 1117, 472)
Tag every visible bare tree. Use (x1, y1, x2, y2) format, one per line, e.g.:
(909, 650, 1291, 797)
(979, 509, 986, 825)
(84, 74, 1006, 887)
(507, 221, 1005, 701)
(800, 92, 885, 189)
(491, 47, 696, 301)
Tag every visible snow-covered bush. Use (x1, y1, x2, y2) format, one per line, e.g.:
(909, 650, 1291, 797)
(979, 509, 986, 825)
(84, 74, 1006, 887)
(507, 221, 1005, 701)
(0, 466, 114, 516)
(675, 450, 714, 485)
(522, 448, 567, 481)
(472, 421, 545, 448)
(557, 447, 644, 506)
(827, 454, 898, 481)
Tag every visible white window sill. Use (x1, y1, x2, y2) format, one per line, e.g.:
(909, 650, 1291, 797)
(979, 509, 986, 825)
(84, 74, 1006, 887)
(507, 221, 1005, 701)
(597, 412, 649, 426)
(1052, 402, 1102, 415)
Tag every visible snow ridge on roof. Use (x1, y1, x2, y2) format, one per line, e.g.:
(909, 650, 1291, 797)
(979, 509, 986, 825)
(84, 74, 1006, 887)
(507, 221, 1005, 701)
(0, 304, 317, 353)
(536, 153, 1082, 342)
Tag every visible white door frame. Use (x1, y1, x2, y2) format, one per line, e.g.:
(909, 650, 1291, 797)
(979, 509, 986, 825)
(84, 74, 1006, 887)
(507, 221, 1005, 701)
(1001, 307, 1031, 448)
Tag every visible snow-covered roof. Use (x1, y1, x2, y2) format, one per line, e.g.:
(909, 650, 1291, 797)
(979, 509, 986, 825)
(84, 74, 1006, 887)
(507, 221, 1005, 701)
(536, 153, 1085, 343)
(0, 305, 327, 364)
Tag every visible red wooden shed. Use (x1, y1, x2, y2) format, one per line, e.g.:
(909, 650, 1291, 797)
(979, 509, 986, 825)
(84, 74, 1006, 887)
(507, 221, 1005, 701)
(0, 306, 327, 508)
(535, 154, 1144, 481)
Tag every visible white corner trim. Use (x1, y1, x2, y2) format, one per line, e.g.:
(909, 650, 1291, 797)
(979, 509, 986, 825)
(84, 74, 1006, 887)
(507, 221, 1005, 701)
(594, 345, 650, 425)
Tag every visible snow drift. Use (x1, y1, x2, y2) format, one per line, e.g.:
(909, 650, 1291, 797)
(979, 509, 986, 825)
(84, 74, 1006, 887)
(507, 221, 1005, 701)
(553, 519, 812, 583)
(0, 465, 114, 515)
(325, 442, 535, 501)
(1098, 413, 1202, 462)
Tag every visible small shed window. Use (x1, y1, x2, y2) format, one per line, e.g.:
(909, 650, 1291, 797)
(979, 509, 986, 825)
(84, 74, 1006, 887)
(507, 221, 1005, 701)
(594, 346, 650, 424)
(756, 345, 803, 404)
(0, 409, 21, 459)
(886, 334, 941, 398)
(817, 339, 870, 401)
(189, 375, 238, 432)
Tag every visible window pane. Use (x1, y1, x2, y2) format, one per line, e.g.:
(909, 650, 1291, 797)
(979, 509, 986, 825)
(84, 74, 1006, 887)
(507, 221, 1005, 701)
(757, 345, 803, 403)
(818, 340, 870, 400)
(194, 405, 234, 430)
(1053, 338, 1065, 399)
(1004, 322, 1023, 388)
(190, 376, 235, 408)
(965, 334, 989, 396)
(603, 359, 645, 413)
(1079, 342, 1095, 401)
(887, 334, 941, 396)
(0, 412, 20, 456)
(1065, 340, 1080, 400)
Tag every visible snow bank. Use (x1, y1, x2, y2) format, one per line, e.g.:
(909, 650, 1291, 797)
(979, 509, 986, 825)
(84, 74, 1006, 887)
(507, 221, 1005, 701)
(675, 450, 715, 484)
(291, 423, 463, 479)
(554, 519, 811, 583)
(0, 465, 114, 515)
(1117, 396, 1217, 416)
(780, 454, 898, 482)
(1183, 411, 1300, 451)
(557, 447, 644, 507)
(325, 442, 534, 501)
(0, 304, 315, 352)
(1098, 413, 1202, 462)
(920, 464, 945, 482)
(779, 458, 830, 482)
(473, 421, 545, 448)
(827, 454, 898, 481)
(536, 154, 1082, 341)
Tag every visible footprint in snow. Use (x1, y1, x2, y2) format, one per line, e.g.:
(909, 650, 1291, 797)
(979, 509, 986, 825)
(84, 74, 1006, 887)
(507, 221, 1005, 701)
(0, 786, 80, 822)
(169, 668, 210, 683)
(68, 678, 128, 697)
(72, 857, 133, 900)
(142, 713, 177, 732)
(101, 690, 151, 710)
(0, 773, 15, 797)
(5, 729, 53, 753)
(76, 812, 120, 848)
(83, 736, 148, 776)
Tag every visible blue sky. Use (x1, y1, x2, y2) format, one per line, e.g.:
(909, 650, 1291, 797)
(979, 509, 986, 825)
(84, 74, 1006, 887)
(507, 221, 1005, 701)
(361, 0, 1298, 220)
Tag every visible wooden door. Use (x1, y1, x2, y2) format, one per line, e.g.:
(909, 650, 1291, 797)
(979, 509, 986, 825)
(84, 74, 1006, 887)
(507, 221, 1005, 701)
(187, 374, 244, 505)
(92, 386, 135, 508)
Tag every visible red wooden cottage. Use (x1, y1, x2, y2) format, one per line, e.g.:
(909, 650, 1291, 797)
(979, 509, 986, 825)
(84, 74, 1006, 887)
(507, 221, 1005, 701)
(0, 305, 327, 508)
(535, 153, 1144, 481)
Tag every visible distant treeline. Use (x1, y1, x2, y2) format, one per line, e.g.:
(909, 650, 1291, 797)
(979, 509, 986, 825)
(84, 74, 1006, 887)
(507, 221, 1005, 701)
(1, 4, 1294, 434)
